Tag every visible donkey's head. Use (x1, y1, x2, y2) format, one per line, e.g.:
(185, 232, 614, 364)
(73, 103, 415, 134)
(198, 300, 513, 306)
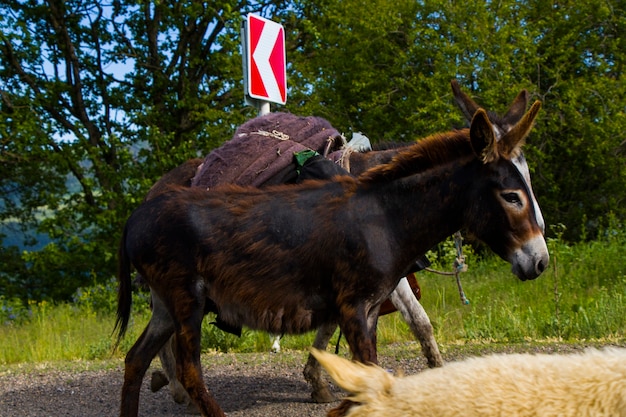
(466, 102, 548, 281)
(451, 80, 546, 234)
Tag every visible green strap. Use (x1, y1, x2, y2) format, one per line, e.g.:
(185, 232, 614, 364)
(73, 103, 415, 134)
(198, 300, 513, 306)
(293, 149, 319, 175)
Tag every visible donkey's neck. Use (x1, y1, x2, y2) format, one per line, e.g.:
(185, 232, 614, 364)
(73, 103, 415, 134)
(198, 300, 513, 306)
(360, 157, 478, 275)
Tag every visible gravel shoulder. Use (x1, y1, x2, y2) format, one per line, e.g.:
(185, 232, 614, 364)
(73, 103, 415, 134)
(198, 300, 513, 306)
(0, 341, 621, 417)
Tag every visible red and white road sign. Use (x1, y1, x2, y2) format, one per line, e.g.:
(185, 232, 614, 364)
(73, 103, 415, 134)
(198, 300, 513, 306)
(244, 14, 287, 105)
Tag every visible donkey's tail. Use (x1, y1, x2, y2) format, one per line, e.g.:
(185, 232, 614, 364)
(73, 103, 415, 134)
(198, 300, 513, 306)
(309, 348, 394, 404)
(113, 223, 133, 348)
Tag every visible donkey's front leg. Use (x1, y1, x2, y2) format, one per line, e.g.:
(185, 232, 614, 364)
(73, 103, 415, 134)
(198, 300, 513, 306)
(328, 305, 379, 417)
(338, 304, 378, 364)
(303, 322, 337, 403)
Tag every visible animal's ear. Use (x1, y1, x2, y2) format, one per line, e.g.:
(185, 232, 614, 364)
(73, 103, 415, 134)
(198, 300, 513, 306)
(451, 80, 480, 123)
(499, 100, 542, 157)
(470, 108, 498, 163)
(309, 348, 393, 396)
(501, 89, 530, 127)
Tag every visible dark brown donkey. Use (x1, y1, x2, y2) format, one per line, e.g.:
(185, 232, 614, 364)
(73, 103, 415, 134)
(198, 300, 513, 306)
(116, 104, 548, 417)
(149, 80, 542, 408)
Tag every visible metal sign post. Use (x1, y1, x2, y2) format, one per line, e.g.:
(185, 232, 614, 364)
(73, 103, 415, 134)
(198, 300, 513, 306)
(241, 14, 287, 115)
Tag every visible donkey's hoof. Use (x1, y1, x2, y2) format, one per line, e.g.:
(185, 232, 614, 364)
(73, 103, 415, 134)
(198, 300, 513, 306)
(311, 388, 336, 403)
(428, 357, 445, 368)
(184, 401, 201, 415)
(171, 384, 191, 404)
(150, 370, 169, 392)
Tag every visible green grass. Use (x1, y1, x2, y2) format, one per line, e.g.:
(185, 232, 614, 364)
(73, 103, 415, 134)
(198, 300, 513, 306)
(0, 300, 150, 364)
(420, 235, 626, 344)
(1, 233, 625, 366)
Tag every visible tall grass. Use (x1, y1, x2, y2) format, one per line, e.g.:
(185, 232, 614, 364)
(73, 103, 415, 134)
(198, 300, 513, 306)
(1, 229, 625, 365)
(416, 224, 626, 345)
(0, 299, 151, 365)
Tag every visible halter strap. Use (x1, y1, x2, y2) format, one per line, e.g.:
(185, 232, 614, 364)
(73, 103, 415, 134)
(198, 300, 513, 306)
(424, 231, 470, 305)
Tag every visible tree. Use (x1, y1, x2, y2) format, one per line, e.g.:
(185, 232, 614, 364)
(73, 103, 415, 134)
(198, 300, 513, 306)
(0, 0, 286, 301)
(283, 0, 626, 240)
(1, 0, 625, 301)
(522, 0, 626, 239)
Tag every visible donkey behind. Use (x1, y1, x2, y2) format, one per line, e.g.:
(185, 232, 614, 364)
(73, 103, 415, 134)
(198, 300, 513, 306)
(116, 105, 548, 417)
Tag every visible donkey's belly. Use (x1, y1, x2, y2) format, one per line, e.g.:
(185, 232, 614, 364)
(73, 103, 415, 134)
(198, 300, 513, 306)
(215, 297, 334, 335)
(205, 270, 336, 334)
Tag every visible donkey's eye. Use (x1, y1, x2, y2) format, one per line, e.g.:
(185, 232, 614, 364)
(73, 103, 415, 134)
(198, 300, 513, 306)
(502, 192, 522, 205)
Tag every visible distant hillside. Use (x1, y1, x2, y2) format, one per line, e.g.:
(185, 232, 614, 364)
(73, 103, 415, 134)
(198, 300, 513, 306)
(1, 221, 51, 251)
(1, 170, 80, 252)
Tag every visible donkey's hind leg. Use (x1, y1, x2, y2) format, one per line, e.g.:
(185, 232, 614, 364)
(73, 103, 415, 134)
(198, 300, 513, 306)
(150, 286, 192, 406)
(120, 295, 175, 417)
(389, 276, 444, 368)
(152, 335, 193, 405)
(171, 288, 225, 417)
(303, 322, 337, 403)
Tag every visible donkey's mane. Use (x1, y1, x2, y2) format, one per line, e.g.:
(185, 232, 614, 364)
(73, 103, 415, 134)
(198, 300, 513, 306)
(358, 129, 473, 183)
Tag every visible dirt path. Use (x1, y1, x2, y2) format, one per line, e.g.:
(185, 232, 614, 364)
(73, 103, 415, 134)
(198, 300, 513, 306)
(0, 363, 337, 416)
(0, 349, 360, 417)
(0, 342, 612, 417)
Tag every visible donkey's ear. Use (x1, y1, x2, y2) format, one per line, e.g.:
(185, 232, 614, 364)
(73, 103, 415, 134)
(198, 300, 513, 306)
(470, 108, 498, 163)
(501, 89, 529, 127)
(451, 80, 480, 123)
(499, 100, 542, 157)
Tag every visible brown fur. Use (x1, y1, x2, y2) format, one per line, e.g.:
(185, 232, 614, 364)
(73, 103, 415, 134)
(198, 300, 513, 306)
(116, 106, 547, 417)
(145, 81, 543, 408)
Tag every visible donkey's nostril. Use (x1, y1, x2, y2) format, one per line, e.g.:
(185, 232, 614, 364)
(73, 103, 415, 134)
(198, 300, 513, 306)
(536, 258, 546, 274)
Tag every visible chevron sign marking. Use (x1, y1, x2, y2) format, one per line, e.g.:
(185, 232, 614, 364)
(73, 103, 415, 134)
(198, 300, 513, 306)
(245, 14, 287, 105)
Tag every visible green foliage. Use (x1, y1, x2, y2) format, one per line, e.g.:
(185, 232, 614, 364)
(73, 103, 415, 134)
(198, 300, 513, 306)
(200, 315, 251, 354)
(1, 0, 626, 301)
(0, 289, 152, 364)
(72, 277, 151, 317)
(1, 300, 116, 364)
(0, 296, 31, 326)
(0, 0, 266, 301)
(425, 235, 477, 272)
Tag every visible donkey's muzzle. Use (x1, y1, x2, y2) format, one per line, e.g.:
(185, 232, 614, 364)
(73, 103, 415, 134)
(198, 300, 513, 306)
(510, 235, 550, 281)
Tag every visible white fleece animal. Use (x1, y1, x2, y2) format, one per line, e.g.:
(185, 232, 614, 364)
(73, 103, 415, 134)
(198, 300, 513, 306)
(311, 347, 626, 417)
